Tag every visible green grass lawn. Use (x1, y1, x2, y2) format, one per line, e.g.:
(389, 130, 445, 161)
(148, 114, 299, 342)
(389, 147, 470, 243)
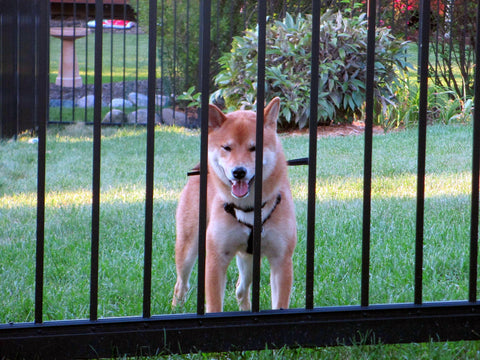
(1, 123, 479, 358)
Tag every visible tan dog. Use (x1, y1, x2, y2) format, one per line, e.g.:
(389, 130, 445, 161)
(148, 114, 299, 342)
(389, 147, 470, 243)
(172, 97, 297, 313)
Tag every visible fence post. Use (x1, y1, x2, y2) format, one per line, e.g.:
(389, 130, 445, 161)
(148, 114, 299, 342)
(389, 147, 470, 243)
(0, 0, 43, 139)
(415, 0, 431, 306)
(306, 0, 321, 310)
(197, 0, 212, 316)
(90, 0, 104, 322)
(0, 1, 18, 138)
(361, 0, 377, 308)
(143, 0, 158, 319)
(34, 0, 50, 325)
(251, 0, 267, 314)
(469, 0, 480, 303)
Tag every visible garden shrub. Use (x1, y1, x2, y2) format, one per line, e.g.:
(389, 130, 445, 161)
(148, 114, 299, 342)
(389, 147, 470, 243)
(211, 11, 412, 129)
(379, 79, 474, 129)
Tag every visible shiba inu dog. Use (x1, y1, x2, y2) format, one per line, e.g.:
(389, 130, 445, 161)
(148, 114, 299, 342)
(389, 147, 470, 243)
(172, 97, 297, 313)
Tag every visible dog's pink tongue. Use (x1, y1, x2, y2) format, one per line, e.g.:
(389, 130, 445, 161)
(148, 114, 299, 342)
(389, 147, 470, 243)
(232, 180, 249, 198)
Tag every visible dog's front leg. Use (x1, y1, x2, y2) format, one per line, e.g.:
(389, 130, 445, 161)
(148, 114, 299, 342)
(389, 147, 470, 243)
(205, 237, 232, 313)
(235, 253, 253, 311)
(269, 254, 293, 309)
(172, 230, 198, 308)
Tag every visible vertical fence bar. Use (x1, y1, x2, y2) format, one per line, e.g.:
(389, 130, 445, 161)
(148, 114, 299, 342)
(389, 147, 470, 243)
(228, 0, 234, 44)
(215, 0, 220, 57)
(143, 0, 157, 319)
(71, 3, 77, 123)
(469, 0, 480, 303)
(433, 0, 440, 86)
(305, 0, 320, 310)
(446, 1, 454, 89)
(121, 0, 127, 118)
(184, 0, 191, 125)
(172, 0, 177, 115)
(108, 2, 114, 123)
(84, 1, 89, 123)
(134, 0, 139, 124)
(90, 0, 103, 321)
(251, 0, 267, 314)
(361, 0, 376, 308)
(415, 0, 431, 306)
(159, 0, 165, 123)
(242, 0, 247, 28)
(34, 0, 49, 325)
(197, 0, 211, 316)
(59, 2, 64, 124)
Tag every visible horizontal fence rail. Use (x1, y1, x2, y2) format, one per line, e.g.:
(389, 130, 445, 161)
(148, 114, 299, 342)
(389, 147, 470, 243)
(3, 303, 480, 358)
(1, 0, 480, 359)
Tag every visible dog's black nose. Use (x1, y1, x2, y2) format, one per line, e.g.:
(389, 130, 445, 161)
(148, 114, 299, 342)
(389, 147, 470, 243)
(232, 167, 247, 180)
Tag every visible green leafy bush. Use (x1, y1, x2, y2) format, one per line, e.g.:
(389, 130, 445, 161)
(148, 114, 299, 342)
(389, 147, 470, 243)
(379, 79, 474, 130)
(212, 11, 411, 128)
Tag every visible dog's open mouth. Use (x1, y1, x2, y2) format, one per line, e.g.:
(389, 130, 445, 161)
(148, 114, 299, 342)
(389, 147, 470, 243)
(231, 177, 254, 198)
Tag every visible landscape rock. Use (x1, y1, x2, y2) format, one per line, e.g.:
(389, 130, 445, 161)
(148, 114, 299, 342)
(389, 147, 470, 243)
(128, 92, 148, 107)
(155, 95, 170, 107)
(111, 98, 133, 108)
(49, 99, 74, 108)
(160, 108, 186, 126)
(103, 109, 127, 124)
(127, 92, 170, 108)
(127, 109, 160, 124)
(76, 95, 95, 108)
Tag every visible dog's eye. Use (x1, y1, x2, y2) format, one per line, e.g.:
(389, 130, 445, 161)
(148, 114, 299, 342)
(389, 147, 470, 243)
(249, 146, 256, 152)
(222, 145, 232, 152)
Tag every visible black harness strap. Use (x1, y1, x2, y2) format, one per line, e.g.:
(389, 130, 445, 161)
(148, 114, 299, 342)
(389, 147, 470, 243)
(187, 157, 308, 177)
(224, 194, 282, 254)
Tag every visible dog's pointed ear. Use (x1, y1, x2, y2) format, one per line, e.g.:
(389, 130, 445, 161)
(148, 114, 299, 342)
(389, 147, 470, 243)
(264, 97, 280, 130)
(208, 104, 227, 131)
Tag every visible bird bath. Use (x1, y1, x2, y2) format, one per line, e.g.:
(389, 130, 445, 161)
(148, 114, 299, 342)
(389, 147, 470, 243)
(50, 27, 87, 88)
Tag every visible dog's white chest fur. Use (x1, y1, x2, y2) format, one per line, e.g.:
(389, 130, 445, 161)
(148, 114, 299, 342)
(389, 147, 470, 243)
(232, 199, 278, 227)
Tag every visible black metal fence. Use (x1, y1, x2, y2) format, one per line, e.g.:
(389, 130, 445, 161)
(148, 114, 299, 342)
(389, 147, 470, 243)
(2, 0, 480, 358)
(0, 0, 49, 138)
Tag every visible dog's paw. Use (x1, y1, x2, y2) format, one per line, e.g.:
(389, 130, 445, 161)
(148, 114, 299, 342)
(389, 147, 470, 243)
(172, 282, 189, 308)
(236, 282, 251, 311)
(171, 295, 182, 308)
